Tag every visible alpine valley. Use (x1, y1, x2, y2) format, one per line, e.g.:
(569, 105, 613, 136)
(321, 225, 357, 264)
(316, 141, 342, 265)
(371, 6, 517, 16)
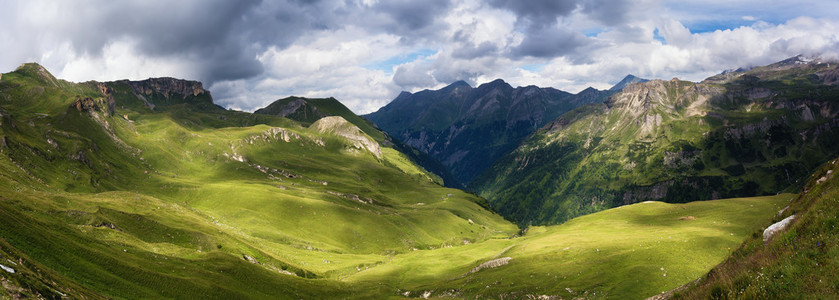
(0, 56, 836, 300)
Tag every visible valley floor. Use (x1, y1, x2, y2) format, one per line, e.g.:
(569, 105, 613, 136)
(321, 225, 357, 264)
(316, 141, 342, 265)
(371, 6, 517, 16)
(0, 179, 789, 299)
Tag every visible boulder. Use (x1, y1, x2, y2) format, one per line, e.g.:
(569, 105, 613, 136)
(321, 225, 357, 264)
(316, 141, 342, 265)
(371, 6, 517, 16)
(763, 215, 796, 242)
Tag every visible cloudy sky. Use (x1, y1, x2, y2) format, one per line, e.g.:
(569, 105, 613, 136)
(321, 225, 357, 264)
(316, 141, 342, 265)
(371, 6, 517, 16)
(2, 0, 838, 114)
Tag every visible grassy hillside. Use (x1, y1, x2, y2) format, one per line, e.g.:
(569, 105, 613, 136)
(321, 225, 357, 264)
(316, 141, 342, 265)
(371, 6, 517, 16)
(0, 63, 799, 299)
(346, 194, 789, 299)
(255, 96, 386, 142)
(475, 56, 839, 225)
(0, 63, 516, 298)
(254, 96, 462, 188)
(671, 158, 839, 299)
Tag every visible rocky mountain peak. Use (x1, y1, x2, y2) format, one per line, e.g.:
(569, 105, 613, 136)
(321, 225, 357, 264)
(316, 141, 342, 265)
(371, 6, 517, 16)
(479, 78, 512, 91)
(578, 87, 599, 95)
(447, 80, 471, 88)
(610, 74, 649, 91)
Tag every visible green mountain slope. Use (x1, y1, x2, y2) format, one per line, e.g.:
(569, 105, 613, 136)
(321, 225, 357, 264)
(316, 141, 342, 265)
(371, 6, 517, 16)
(254, 96, 460, 188)
(0, 63, 516, 298)
(474, 56, 839, 225)
(0, 63, 806, 299)
(669, 157, 839, 299)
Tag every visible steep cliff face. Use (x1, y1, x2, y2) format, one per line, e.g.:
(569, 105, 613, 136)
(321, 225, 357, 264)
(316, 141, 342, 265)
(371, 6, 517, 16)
(125, 77, 206, 99)
(366, 79, 613, 184)
(475, 56, 839, 225)
(110, 77, 211, 111)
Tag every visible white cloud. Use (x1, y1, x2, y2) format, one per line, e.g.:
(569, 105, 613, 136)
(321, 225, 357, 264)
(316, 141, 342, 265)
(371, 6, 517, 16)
(1, 0, 838, 115)
(57, 39, 197, 82)
(212, 27, 406, 113)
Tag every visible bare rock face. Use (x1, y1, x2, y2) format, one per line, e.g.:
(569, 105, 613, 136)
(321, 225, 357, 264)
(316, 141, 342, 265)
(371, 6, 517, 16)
(124, 77, 206, 100)
(311, 116, 381, 159)
(97, 83, 116, 116)
(763, 215, 795, 242)
(467, 257, 512, 274)
(819, 67, 839, 85)
(71, 97, 99, 112)
(277, 98, 323, 119)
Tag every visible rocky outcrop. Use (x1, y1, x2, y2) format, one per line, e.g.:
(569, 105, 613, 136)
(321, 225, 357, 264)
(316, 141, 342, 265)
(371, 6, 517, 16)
(467, 257, 512, 274)
(122, 77, 206, 100)
(273, 98, 324, 119)
(311, 116, 381, 158)
(97, 82, 116, 116)
(819, 67, 839, 85)
(71, 97, 99, 112)
(663, 150, 702, 169)
(763, 215, 795, 242)
(622, 181, 674, 204)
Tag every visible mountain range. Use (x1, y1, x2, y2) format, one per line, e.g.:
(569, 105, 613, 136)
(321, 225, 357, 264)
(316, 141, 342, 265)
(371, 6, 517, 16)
(472, 55, 839, 224)
(365, 76, 633, 185)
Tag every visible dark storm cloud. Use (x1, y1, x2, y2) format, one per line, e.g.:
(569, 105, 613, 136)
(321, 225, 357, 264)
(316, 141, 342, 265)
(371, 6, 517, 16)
(489, 0, 634, 28)
(346, 0, 453, 45)
(20, 0, 377, 84)
(376, 0, 452, 31)
(57, 0, 453, 83)
(489, 0, 634, 59)
(452, 41, 499, 59)
(579, 0, 633, 26)
(511, 26, 589, 58)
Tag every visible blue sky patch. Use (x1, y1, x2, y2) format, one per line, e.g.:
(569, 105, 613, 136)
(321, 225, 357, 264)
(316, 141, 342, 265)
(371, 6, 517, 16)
(364, 48, 438, 74)
(519, 63, 547, 72)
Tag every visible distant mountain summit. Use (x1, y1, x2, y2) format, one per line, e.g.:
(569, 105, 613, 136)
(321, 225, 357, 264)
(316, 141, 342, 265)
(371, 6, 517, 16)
(255, 96, 328, 123)
(255, 96, 384, 141)
(366, 79, 614, 185)
(609, 74, 649, 91)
